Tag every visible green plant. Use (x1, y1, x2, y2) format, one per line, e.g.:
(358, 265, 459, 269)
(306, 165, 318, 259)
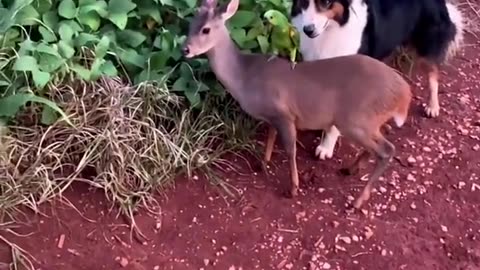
(0, 0, 296, 121)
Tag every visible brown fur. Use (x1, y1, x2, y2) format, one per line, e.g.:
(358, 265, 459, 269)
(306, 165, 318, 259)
(182, 0, 412, 208)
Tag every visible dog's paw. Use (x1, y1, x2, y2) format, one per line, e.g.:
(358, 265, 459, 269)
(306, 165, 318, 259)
(425, 103, 440, 118)
(315, 143, 334, 160)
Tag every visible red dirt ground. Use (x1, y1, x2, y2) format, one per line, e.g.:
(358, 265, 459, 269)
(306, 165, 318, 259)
(1, 26, 480, 270)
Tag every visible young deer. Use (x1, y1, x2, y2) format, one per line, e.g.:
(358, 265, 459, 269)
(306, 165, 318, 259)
(182, 0, 412, 208)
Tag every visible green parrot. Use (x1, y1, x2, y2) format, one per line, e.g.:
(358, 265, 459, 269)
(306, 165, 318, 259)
(263, 9, 300, 69)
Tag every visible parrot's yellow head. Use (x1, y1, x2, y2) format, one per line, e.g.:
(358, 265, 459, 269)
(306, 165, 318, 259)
(264, 10, 289, 27)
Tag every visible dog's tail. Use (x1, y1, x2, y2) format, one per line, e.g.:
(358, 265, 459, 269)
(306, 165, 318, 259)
(445, 2, 465, 60)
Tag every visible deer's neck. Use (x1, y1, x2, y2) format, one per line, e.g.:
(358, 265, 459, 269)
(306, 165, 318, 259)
(206, 27, 246, 99)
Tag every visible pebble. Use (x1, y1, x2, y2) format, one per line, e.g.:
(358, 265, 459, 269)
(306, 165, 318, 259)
(119, 257, 129, 267)
(407, 156, 416, 165)
(339, 236, 351, 244)
(441, 225, 448, 232)
(410, 202, 417, 209)
(390, 205, 397, 212)
(322, 262, 331, 269)
(407, 174, 416, 182)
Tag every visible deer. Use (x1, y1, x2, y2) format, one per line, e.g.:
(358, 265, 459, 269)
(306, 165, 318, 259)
(181, 0, 412, 209)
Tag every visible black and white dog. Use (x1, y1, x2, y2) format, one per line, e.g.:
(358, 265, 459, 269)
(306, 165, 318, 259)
(291, 0, 464, 160)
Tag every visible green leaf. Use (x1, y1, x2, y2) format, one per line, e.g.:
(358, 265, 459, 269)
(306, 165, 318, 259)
(78, 0, 108, 17)
(231, 28, 246, 46)
(100, 60, 117, 76)
(182, 0, 196, 8)
(58, 0, 77, 19)
(257, 35, 269, 54)
(107, 0, 136, 29)
(41, 105, 58, 125)
(107, 13, 127, 29)
(32, 69, 50, 88)
(70, 64, 91, 80)
(0, 93, 73, 126)
(42, 11, 58, 29)
(95, 36, 110, 58)
(15, 4, 40, 25)
(117, 30, 146, 48)
(58, 40, 75, 58)
(38, 26, 57, 42)
(36, 43, 60, 56)
(137, 3, 161, 23)
(184, 89, 201, 107)
(172, 76, 188, 91)
(38, 54, 64, 72)
(108, 0, 136, 14)
(58, 22, 74, 41)
(118, 48, 145, 68)
(33, 0, 52, 14)
(77, 11, 101, 30)
(74, 33, 99, 46)
(228, 10, 256, 28)
(149, 51, 169, 70)
(13, 55, 38, 71)
(89, 58, 104, 80)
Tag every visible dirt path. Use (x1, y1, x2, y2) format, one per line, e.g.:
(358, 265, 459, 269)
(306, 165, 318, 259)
(1, 27, 480, 270)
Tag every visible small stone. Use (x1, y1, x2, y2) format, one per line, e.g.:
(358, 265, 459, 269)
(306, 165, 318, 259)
(119, 257, 129, 267)
(410, 202, 417, 210)
(441, 225, 448, 232)
(285, 263, 293, 269)
(423, 146, 432, 152)
(339, 236, 351, 244)
(364, 227, 374, 240)
(204, 259, 210, 266)
(407, 156, 416, 165)
(352, 235, 359, 242)
(379, 187, 387, 193)
(390, 205, 397, 212)
(347, 195, 355, 201)
(458, 182, 466, 189)
(332, 221, 340, 228)
(407, 174, 416, 182)
(323, 262, 331, 269)
(412, 218, 419, 223)
(381, 249, 387, 256)
(473, 144, 480, 151)
(318, 188, 325, 193)
(277, 236, 284, 243)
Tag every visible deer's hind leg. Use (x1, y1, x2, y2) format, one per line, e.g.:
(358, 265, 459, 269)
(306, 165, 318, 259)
(343, 127, 395, 209)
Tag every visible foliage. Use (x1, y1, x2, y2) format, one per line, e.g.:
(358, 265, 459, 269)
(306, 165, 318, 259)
(0, 0, 295, 122)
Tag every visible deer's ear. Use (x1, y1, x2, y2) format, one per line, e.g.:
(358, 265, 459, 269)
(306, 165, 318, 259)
(218, 0, 239, 20)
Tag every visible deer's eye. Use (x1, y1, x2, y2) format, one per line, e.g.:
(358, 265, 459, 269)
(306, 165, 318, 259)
(202, 27, 210, 34)
(325, 0, 332, 7)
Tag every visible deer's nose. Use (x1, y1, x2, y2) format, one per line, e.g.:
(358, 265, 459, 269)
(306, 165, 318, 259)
(181, 46, 190, 56)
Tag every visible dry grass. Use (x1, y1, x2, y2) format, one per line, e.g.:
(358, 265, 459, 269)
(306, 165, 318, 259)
(0, 76, 258, 225)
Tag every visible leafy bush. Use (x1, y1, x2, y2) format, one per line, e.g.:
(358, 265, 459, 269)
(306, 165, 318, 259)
(0, 0, 292, 122)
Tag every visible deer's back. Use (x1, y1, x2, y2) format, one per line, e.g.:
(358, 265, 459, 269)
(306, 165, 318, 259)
(241, 54, 410, 129)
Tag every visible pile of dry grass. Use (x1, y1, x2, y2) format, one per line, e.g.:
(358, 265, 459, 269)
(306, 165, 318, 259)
(0, 77, 257, 221)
